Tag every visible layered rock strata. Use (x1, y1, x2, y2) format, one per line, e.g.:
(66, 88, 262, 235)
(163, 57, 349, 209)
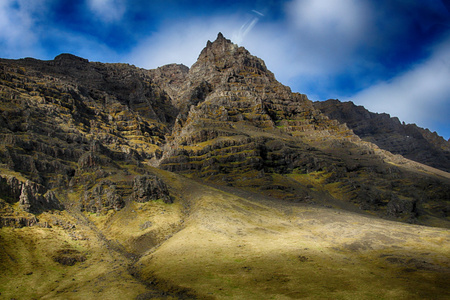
(0, 33, 449, 226)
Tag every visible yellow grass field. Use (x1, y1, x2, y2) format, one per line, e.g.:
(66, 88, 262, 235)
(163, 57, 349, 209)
(1, 169, 449, 299)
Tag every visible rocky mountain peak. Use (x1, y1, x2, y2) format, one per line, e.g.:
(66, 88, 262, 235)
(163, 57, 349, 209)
(189, 33, 273, 85)
(201, 32, 237, 59)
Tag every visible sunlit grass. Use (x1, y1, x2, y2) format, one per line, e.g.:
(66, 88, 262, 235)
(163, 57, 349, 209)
(0, 221, 148, 299)
(136, 176, 450, 299)
(1, 169, 449, 299)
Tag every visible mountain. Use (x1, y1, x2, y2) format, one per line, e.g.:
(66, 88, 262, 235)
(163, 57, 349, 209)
(0, 33, 449, 299)
(314, 99, 450, 173)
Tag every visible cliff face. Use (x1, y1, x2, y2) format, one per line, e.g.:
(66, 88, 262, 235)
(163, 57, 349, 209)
(314, 99, 450, 172)
(158, 34, 354, 186)
(0, 33, 449, 228)
(156, 34, 450, 225)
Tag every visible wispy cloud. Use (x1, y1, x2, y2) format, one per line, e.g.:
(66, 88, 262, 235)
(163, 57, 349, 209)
(225, 0, 377, 99)
(287, 0, 371, 45)
(232, 11, 264, 45)
(87, 0, 126, 23)
(0, 0, 48, 58)
(0, 0, 122, 61)
(284, 0, 372, 71)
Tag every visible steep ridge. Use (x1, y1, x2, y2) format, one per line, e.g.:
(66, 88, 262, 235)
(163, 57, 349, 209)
(159, 34, 359, 189)
(314, 99, 450, 173)
(0, 53, 178, 232)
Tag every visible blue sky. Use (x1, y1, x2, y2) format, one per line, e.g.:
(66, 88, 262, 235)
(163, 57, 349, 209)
(1, 0, 449, 140)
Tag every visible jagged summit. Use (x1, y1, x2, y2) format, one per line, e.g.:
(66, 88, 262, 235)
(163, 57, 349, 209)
(190, 32, 273, 85)
(204, 32, 234, 51)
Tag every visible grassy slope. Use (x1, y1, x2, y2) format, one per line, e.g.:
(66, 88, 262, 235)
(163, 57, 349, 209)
(138, 171, 450, 299)
(0, 210, 148, 299)
(1, 169, 449, 299)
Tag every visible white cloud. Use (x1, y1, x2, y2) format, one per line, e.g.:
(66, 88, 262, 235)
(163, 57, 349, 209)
(287, 0, 370, 42)
(0, 0, 47, 58)
(0, 0, 122, 61)
(281, 0, 373, 72)
(214, 0, 378, 96)
(87, 0, 126, 23)
(232, 12, 262, 46)
(349, 36, 450, 134)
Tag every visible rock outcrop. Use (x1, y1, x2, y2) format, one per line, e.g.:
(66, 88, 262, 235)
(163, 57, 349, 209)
(0, 215, 39, 228)
(81, 180, 125, 213)
(131, 175, 172, 204)
(80, 175, 172, 213)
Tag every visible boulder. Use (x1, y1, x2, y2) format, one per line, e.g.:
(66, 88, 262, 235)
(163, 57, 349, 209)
(131, 175, 172, 204)
(81, 181, 125, 213)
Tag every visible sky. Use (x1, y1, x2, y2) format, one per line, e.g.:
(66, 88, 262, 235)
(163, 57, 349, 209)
(1, 0, 449, 140)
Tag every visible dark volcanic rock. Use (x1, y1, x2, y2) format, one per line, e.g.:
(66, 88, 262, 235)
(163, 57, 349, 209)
(387, 196, 417, 218)
(132, 175, 172, 204)
(0, 215, 39, 228)
(0, 175, 63, 213)
(80, 174, 172, 213)
(19, 181, 63, 213)
(81, 180, 125, 213)
(0, 175, 22, 203)
(53, 248, 87, 266)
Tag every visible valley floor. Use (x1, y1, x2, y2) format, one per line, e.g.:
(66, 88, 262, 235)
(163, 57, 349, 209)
(1, 170, 449, 299)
